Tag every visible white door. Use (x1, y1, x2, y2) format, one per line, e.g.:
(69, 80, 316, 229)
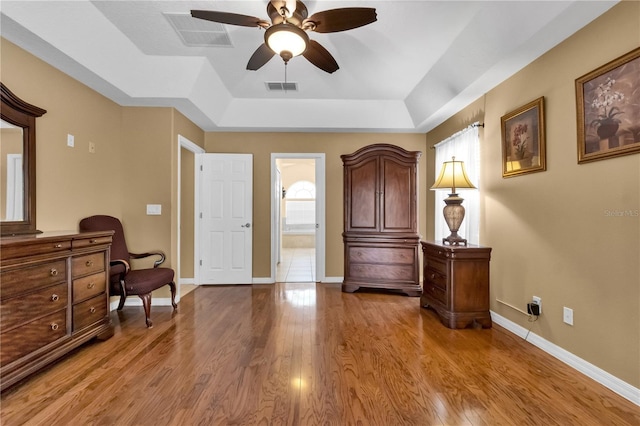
(199, 154, 253, 284)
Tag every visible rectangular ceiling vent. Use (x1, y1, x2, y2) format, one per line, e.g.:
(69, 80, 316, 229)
(266, 82, 298, 92)
(164, 13, 232, 47)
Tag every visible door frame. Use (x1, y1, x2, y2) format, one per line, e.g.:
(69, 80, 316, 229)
(177, 135, 204, 298)
(270, 153, 326, 283)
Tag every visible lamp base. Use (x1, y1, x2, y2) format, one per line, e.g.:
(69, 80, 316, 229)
(441, 193, 468, 246)
(443, 233, 467, 246)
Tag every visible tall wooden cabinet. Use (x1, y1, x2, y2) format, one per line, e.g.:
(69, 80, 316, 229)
(342, 144, 422, 296)
(0, 231, 114, 391)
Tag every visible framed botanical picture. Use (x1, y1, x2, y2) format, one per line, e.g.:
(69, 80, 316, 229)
(576, 47, 640, 164)
(501, 97, 546, 178)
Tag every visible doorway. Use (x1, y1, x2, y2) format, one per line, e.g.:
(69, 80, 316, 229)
(271, 153, 325, 283)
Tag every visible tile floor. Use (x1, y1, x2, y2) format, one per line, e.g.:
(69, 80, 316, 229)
(276, 248, 316, 282)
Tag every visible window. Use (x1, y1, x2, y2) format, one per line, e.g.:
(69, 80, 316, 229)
(284, 181, 315, 230)
(434, 124, 480, 245)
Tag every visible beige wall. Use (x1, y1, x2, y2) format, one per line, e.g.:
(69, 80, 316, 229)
(427, 2, 639, 387)
(205, 133, 428, 278)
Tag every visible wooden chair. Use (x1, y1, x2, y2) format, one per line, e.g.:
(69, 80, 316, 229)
(79, 215, 177, 328)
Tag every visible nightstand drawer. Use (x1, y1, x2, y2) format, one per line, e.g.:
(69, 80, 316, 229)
(423, 282, 447, 305)
(425, 265, 447, 286)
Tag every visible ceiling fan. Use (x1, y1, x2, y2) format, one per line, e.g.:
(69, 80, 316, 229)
(191, 0, 377, 73)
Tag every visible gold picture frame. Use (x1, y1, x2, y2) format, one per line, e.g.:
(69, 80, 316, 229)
(501, 97, 546, 178)
(576, 47, 640, 164)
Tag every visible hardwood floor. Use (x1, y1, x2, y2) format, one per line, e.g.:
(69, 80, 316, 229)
(1, 283, 638, 425)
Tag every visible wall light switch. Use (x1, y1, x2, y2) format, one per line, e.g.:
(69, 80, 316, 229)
(67, 134, 75, 147)
(146, 204, 162, 215)
(89, 141, 96, 153)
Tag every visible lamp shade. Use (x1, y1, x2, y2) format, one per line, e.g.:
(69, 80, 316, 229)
(265, 23, 309, 60)
(431, 157, 476, 193)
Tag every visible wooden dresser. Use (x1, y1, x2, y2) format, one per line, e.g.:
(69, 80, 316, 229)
(0, 231, 113, 391)
(421, 240, 492, 329)
(342, 144, 422, 296)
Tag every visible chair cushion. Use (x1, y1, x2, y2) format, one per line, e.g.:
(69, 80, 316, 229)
(121, 268, 175, 296)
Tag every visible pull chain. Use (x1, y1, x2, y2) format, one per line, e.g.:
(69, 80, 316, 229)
(284, 61, 288, 94)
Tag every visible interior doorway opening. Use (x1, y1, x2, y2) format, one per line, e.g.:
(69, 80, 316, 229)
(271, 154, 325, 283)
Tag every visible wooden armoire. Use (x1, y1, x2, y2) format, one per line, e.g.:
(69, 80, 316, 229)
(341, 144, 422, 296)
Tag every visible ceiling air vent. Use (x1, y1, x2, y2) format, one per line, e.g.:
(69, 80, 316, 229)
(164, 13, 232, 47)
(266, 82, 298, 92)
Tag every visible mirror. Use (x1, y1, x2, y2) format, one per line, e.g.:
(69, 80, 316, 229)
(0, 82, 46, 236)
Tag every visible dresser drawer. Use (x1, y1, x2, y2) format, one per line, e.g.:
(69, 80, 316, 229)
(0, 260, 67, 300)
(0, 239, 71, 261)
(0, 283, 68, 331)
(0, 309, 67, 366)
(72, 253, 105, 278)
(73, 272, 106, 303)
(72, 235, 112, 250)
(73, 294, 107, 331)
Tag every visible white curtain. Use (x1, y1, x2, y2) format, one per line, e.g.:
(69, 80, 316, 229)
(434, 123, 480, 245)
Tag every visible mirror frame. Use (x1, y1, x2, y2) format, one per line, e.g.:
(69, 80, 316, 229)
(1, 82, 47, 236)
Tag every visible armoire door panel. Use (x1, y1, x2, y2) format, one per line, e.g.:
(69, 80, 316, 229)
(382, 158, 414, 232)
(347, 158, 378, 231)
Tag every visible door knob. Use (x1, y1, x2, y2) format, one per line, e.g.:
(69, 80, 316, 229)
(241, 223, 251, 228)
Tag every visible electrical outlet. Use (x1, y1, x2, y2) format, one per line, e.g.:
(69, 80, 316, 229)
(563, 307, 574, 325)
(532, 296, 542, 314)
(67, 134, 75, 147)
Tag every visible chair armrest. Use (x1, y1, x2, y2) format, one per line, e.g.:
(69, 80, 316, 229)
(110, 259, 131, 279)
(129, 251, 166, 268)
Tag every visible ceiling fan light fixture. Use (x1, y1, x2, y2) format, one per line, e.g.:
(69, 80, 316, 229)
(265, 23, 309, 61)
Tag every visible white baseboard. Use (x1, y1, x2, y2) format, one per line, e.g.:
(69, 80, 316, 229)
(321, 276, 343, 283)
(253, 278, 275, 284)
(179, 278, 195, 285)
(491, 311, 640, 406)
(109, 297, 176, 311)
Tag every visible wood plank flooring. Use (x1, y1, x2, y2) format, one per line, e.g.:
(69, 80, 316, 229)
(1, 283, 638, 425)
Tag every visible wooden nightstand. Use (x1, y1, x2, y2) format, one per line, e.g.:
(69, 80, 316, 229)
(420, 241, 492, 329)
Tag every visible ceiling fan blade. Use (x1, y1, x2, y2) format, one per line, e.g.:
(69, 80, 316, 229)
(247, 43, 276, 71)
(302, 40, 339, 73)
(305, 8, 377, 33)
(191, 10, 269, 28)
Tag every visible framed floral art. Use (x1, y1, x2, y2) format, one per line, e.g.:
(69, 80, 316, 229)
(576, 47, 640, 164)
(501, 97, 546, 178)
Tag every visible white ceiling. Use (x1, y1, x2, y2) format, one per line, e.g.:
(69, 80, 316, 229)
(0, 0, 617, 133)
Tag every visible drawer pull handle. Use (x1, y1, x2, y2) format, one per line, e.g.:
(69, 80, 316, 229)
(89, 307, 96, 314)
(50, 323, 59, 331)
(87, 282, 95, 289)
(51, 294, 59, 302)
(85, 260, 94, 267)
(54, 244, 63, 248)
(50, 268, 58, 276)
(90, 239, 97, 244)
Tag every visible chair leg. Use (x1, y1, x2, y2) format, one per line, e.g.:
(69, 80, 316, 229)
(139, 293, 153, 328)
(117, 294, 127, 310)
(117, 280, 127, 310)
(169, 281, 177, 310)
